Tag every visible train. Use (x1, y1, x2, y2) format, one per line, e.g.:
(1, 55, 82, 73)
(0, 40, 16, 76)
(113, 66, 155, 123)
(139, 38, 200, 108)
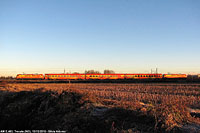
(16, 73, 188, 80)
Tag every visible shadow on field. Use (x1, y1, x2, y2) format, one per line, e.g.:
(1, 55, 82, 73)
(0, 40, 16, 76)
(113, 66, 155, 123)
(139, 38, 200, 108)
(0, 89, 100, 132)
(0, 89, 183, 132)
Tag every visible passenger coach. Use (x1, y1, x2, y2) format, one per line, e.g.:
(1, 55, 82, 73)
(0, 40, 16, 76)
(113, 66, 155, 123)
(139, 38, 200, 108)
(44, 73, 162, 80)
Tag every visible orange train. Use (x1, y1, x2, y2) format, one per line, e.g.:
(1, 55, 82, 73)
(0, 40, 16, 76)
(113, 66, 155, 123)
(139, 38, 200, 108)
(16, 73, 187, 80)
(16, 74, 44, 80)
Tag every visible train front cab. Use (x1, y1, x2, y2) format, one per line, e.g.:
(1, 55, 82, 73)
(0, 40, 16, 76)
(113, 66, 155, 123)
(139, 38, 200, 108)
(16, 74, 44, 80)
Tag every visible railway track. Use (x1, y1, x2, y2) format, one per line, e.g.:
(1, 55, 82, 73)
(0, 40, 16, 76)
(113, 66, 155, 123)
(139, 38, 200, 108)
(1, 78, 199, 84)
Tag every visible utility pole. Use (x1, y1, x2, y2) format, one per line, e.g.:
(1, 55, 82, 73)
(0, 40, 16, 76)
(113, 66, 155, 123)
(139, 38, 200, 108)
(85, 70, 86, 80)
(64, 68, 65, 74)
(156, 68, 158, 74)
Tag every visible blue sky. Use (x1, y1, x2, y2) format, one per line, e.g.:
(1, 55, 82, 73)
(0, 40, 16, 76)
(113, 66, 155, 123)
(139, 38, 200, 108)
(0, 0, 200, 76)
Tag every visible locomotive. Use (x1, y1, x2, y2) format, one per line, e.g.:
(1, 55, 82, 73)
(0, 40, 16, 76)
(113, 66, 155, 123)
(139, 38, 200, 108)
(16, 73, 187, 80)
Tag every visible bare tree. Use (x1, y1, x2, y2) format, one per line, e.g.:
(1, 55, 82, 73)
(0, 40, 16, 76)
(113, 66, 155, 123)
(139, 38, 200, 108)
(104, 70, 115, 74)
(85, 70, 101, 74)
(73, 72, 80, 74)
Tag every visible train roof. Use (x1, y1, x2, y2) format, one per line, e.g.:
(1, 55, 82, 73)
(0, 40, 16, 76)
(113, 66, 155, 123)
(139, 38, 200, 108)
(163, 74, 186, 75)
(17, 74, 43, 75)
(45, 73, 162, 75)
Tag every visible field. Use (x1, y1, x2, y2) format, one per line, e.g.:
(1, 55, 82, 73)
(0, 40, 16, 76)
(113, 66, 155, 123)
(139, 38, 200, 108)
(0, 82, 200, 132)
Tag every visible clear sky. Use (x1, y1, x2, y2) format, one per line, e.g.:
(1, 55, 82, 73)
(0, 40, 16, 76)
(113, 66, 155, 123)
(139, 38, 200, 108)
(0, 0, 200, 76)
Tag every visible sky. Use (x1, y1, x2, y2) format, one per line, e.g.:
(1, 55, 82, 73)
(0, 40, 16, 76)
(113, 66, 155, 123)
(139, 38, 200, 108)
(0, 0, 200, 76)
